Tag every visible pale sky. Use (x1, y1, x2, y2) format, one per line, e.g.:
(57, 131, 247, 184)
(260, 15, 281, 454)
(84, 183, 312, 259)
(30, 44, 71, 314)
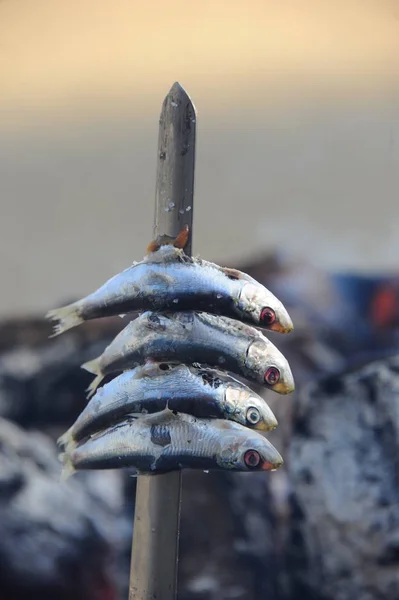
(1, 0, 398, 127)
(1, 1, 399, 315)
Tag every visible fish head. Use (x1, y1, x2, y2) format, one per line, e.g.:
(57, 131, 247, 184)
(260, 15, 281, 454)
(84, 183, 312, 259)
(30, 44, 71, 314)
(245, 339, 295, 394)
(238, 283, 293, 333)
(217, 429, 283, 471)
(224, 386, 278, 431)
(239, 435, 284, 471)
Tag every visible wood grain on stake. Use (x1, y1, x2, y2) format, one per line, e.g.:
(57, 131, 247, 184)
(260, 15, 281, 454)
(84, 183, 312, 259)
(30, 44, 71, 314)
(129, 82, 197, 600)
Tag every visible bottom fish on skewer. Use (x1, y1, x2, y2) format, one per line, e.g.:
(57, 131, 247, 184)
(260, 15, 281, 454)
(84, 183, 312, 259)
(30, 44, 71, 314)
(60, 409, 283, 479)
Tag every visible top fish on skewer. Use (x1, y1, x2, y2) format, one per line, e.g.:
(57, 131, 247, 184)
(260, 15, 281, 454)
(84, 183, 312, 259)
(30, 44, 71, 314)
(46, 227, 293, 336)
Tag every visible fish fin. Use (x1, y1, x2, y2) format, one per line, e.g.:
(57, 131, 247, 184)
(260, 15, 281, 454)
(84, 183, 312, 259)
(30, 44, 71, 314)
(173, 224, 189, 249)
(146, 238, 162, 253)
(146, 233, 178, 254)
(81, 357, 103, 397)
(81, 357, 100, 375)
(222, 266, 258, 284)
(221, 267, 245, 280)
(57, 427, 74, 449)
(86, 373, 104, 399)
(135, 361, 161, 378)
(145, 271, 174, 285)
(59, 453, 76, 481)
(142, 407, 175, 424)
(46, 302, 83, 337)
(146, 225, 189, 254)
(126, 412, 144, 418)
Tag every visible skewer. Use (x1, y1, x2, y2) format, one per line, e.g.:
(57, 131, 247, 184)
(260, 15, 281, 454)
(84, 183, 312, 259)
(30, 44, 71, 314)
(129, 82, 197, 600)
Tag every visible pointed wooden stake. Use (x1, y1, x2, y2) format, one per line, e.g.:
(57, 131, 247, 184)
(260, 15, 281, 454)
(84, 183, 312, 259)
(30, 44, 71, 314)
(129, 82, 197, 600)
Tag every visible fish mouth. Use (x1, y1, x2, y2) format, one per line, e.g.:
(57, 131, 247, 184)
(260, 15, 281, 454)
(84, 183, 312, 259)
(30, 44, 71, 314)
(253, 421, 277, 432)
(269, 318, 294, 334)
(271, 380, 295, 395)
(252, 412, 278, 431)
(260, 457, 284, 471)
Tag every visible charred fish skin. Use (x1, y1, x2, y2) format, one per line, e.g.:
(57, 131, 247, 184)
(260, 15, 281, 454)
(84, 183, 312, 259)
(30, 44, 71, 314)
(60, 411, 284, 478)
(46, 245, 293, 336)
(82, 311, 295, 397)
(59, 363, 277, 448)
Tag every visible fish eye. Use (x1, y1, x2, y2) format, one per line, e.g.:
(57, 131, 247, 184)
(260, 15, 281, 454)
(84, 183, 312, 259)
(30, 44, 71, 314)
(264, 367, 280, 386)
(246, 407, 260, 425)
(260, 307, 276, 326)
(244, 449, 261, 468)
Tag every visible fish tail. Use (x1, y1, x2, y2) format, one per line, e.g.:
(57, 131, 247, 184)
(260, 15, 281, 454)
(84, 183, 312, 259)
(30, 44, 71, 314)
(81, 357, 104, 398)
(59, 452, 76, 481)
(86, 373, 105, 398)
(81, 357, 100, 375)
(46, 302, 83, 337)
(57, 426, 74, 449)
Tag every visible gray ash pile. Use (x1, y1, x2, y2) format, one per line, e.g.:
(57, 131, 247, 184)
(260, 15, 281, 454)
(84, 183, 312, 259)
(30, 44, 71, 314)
(0, 250, 398, 599)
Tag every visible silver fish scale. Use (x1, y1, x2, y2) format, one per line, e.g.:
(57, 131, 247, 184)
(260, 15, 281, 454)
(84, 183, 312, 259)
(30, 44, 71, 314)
(67, 365, 227, 443)
(96, 311, 254, 376)
(59, 359, 282, 452)
(80, 305, 295, 399)
(56, 242, 293, 477)
(81, 248, 243, 320)
(195, 311, 263, 340)
(71, 413, 236, 471)
(142, 246, 253, 284)
(166, 418, 220, 458)
(71, 419, 162, 470)
(151, 247, 259, 290)
(67, 411, 284, 474)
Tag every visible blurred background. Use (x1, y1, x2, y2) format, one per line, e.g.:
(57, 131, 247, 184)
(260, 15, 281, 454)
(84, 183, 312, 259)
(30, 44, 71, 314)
(1, 1, 399, 599)
(1, 0, 399, 315)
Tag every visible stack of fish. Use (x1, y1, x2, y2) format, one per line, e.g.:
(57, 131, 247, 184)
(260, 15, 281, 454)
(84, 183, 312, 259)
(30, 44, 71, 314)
(48, 229, 295, 478)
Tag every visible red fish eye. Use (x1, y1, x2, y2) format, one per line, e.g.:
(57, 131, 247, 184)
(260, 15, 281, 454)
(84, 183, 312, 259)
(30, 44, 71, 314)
(260, 307, 276, 325)
(264, 367, 280, 386)
(244, 449, 261, 468)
